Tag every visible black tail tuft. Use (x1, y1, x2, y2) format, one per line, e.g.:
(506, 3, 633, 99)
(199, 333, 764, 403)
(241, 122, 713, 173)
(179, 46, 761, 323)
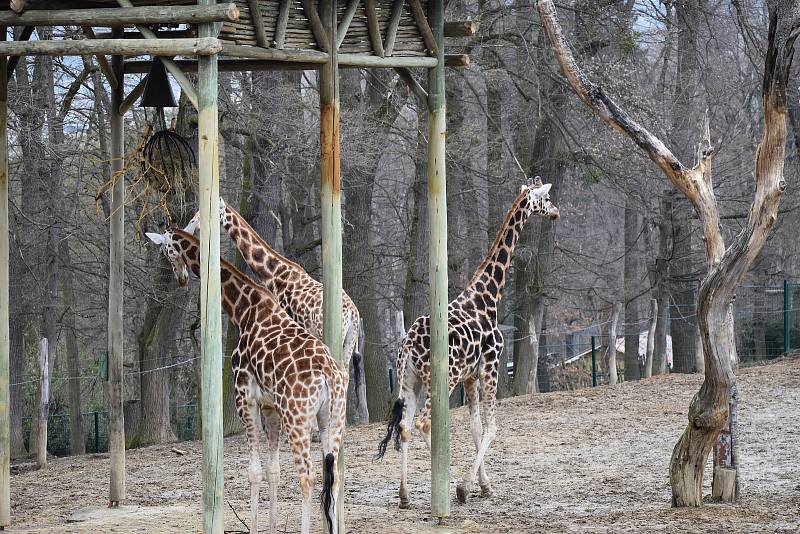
(376, 398, 405, 460)
(321, 452, 336, 534)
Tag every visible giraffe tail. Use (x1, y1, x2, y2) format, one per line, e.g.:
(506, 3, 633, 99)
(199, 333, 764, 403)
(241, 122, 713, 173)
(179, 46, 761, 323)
(321, 452, 336, 534)
(375, 398, 404, 460)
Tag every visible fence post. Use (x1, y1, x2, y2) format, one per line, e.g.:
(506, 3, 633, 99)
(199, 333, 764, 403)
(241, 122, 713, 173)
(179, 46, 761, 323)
(591, 335, 597, 387)
(93, 411, 99, 453)
(784, 279, 791, 354)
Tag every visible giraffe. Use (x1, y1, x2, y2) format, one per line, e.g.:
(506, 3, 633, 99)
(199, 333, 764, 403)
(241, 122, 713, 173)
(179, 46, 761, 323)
(376, 178, 559, 508)
(146, 226, 347, 534)
(186, 199, 368, 422)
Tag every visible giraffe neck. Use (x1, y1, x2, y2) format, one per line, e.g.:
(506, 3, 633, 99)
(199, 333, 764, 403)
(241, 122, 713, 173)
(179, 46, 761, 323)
(172, 229, 276, 325)
(223, 205, 304, 291)
(463, 189, 532, 305)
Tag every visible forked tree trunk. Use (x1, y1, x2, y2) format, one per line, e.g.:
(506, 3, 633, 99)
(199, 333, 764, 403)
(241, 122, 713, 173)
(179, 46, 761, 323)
(536, 0, 798, 506)
(644, 299, 658, 378)
(607, 302, 622, 386)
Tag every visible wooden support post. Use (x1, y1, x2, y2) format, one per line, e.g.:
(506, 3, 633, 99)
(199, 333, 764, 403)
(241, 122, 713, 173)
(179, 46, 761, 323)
(274, 0, 290, 49)
(336, 0, 360, 49)
(198, 2, 223, 532)
(320, 0, 344, 532)
(107, 34, 126, 507)
(301, 0, 330, 52)
(247, 0, 269, 48)
(0, 37, 223, 57)
(36, 338, 49, 467)
(383, 0, 403, 56)
(0, 30, 9, 526)
(364, 0, 384, 57)
(409, 0, 438, 56)
(426, 0, 449, 520)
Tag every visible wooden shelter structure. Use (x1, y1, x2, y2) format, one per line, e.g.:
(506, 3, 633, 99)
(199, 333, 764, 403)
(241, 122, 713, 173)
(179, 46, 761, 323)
(0, 0, 470, 531)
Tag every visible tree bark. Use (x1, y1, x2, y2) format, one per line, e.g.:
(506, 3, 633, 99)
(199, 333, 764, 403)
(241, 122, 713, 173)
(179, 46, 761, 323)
(536, 0, 797, 507)
(624, 199, 641, 381)
(403, 106, 429, 329)
(644, 299, 658, 378)
(60, 240, 85, 455)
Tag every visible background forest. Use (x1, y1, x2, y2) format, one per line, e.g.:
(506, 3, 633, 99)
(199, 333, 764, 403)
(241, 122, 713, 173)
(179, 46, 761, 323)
(6, 0, 799, 458)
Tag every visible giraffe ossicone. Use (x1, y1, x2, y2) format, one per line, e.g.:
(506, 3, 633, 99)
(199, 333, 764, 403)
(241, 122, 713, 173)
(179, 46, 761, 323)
(377, 179, 559, 508)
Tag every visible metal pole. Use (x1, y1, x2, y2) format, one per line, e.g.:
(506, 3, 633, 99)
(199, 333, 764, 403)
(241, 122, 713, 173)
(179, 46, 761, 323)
(107, 28, 126, 507)
(0, 25, 10, 528)
(427, 0, 449, 520)
(784, 279, 790, 353)
(198, 2, 223, 532)
(591, 336, 597, 387)
(320, 1, 344, 531)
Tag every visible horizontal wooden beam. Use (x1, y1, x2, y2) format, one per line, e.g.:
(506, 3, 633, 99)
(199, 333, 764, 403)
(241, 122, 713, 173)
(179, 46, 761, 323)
(338, 53, 438, 68)
(0, 37, 223, 57)
(90, 29, 196, 40)
(0, 3, 240, 26)
(445, 53, 469, 67)
(444, 20, 477, 37)
(125, 59, 320, 73)
(221, 43, 329, 63)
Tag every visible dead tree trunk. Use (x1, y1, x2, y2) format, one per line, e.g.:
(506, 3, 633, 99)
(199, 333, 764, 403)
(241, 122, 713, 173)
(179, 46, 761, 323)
(607, 302, 622, 386)
(537, 0, 798, 506)
(644, 299, 658, 378)
(37, 338, 49, 467)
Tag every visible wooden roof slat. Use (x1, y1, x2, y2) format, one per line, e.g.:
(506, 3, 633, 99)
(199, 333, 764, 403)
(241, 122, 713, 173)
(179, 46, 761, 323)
(407, 0, 435, 56)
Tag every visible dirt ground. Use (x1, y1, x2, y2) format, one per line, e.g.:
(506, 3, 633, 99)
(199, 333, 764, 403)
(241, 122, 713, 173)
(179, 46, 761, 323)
(8, 356, 800, 533)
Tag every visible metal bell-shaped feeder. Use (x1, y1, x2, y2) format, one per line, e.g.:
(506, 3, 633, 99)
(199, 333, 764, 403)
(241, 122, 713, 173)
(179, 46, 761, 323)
(140, 57, 177, 108)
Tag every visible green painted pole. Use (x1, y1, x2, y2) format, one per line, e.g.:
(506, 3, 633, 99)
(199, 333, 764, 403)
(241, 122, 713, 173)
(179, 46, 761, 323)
(591, 336, 597, 387)
(0, 25, 10, 528)
(198, 2, 223, 532)
(94, 411, 100, 453)
(427, 0, 449, 520)
(784, 279, 790, 353)
(320, 1, 345, 531)
(107, 28, 126, 507)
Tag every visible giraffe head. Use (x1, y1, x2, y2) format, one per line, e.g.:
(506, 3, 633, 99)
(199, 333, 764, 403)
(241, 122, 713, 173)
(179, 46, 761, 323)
(145, 222, 196, 287)
(524, 176, 559, 220)
(183, 198, 229, 237)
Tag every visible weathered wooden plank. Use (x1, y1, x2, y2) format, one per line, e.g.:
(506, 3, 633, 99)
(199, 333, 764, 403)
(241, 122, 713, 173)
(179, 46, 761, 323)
(300, 0, 329, 52)
(338, 52, 435, 67)
(0, 3, 240, 26)
(6, 25, 33, 78)
(444, 53, 468, 67)
(36, 339, 49, 468)
(363, 0, 384, 57)
(274, 0, 291, 48)
(125, 58, 320, 72)
(247, 0, 269, 47)
(444, 20, 477, 37)
(336, 0, 360, 49)
(408, 0, 436, 56)
(0, 37, 223, 56)
(383, 0, 403, 56)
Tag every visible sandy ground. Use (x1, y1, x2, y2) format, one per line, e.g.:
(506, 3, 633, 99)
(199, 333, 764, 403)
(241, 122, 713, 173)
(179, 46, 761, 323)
(8, 356, 800, 533)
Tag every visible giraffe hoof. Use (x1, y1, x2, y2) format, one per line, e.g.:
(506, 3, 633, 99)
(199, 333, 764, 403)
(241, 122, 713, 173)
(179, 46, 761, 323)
(456, 484, 469, 504)
(480, 484, 493, 498)
(399, 497, 411, 509)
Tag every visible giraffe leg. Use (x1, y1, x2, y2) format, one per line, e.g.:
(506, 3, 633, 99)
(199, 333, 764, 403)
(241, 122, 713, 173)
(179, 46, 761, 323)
(472, 362, 499, 499)
(456, 378, 482, 504)
(285, 414, 314, 534)
(414, 396, 432, 451)
(236, 385, 262, 534)
(398, 383, 419, 509)
(262, 407, 281, 534)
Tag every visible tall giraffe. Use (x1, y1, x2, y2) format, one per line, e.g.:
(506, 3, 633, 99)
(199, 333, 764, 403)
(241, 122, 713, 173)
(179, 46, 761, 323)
(186, 199, 368, 422)
(377, 179, 559, 508)
(146, 226, 347, 534)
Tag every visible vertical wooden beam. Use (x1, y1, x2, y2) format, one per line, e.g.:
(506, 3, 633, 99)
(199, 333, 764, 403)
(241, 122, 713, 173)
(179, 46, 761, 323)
(0, 24, 11, 530)
(107, 28, 126, 508)
(426, 0, 448, 520)
(274, 0, 290, 49)
(319, 0, 344, 532)
(383, 0, 403, 56)
(198, 1, 223, 532)
(247, 0, 269, 48)
(364, 0, 384, 57)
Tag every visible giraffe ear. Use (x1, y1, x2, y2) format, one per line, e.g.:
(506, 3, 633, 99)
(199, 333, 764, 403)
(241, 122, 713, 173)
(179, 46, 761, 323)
(183, 213, 200, 234)
(533, 175, 543, 187)
(540, 183, 552, 194)
(145, 232, 167, 246)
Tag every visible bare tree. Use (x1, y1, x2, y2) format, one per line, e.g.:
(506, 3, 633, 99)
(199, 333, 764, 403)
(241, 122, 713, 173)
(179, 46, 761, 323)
(537, 0, 798, 506)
